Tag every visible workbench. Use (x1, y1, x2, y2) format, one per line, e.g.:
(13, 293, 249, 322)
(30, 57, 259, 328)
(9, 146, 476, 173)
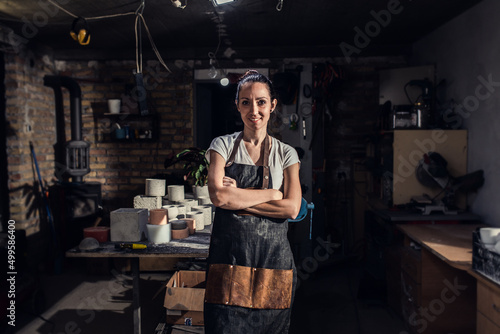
(372, 208, 481, 223)
(66, 230, 210, 334)
(396, 224, 482, 334)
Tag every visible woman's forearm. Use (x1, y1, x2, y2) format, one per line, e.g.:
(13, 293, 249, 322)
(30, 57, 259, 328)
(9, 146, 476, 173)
(210, 186, 282, 211)
(243, 198, 299, 219)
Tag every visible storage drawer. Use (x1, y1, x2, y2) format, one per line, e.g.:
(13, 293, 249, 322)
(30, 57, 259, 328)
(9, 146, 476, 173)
(477, 311, 500, 334)
(401, 270, 421, 307)
(477, 281, 500, 327)
(401, 246, 422, 283)
(401, 296, 418, 334)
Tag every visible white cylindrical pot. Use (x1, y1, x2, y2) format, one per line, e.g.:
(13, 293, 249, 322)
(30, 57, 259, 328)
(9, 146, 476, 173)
(162, 205, 179, 221)
(176, 199, 198, 213)
(197, 196, 212, 205)
(203, 204, 215, 225)
(168, 185, 185, 202)
(145, 179, 166, 197)
(147, 223, 171, 244)
(162, 197, 173, 206)
(175, 204, 186, 216)
(192, 185, 209, 199)
(186, 211, 205, 231)
(192, 205, 212, 226)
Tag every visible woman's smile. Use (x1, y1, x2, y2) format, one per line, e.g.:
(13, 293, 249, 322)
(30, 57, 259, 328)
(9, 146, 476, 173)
(237, 82, 277, 131)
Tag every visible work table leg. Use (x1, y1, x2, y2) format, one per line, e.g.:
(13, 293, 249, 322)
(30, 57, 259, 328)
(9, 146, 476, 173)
(132, 258, 141, 334)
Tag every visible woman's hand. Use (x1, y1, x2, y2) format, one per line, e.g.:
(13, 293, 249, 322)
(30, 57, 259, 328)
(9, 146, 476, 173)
(272, 189, 284, 201)
(222, 176, 237, 188)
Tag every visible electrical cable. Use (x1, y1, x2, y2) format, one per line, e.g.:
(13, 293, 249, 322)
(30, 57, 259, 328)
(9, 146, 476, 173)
(276, 0, 284, 11)
(135, 2, 145, 74)
(136, 13, 172, 73)
(46, 0, 78, 18)
(430, 177, 451, 201)
(207, 10, 223, 76)
(47, 0, 136, 20)
(46, 0, 170, 72)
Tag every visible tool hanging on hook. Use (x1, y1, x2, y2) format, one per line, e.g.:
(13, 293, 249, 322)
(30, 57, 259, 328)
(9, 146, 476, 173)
(70, 16, 91, 45)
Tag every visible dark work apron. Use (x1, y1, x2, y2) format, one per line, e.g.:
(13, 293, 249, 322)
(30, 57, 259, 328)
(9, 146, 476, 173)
(204, 133, 296, 334)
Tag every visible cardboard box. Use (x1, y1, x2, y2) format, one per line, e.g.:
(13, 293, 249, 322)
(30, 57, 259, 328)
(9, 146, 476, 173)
(164, 271, 206, 326)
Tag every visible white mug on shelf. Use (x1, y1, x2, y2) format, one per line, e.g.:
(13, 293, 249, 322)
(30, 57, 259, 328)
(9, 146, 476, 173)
(107, 99, 121, 114)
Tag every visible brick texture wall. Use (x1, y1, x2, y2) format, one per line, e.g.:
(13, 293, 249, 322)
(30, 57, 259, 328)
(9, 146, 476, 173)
(5, 53, 194, 242)
(5, 52, 57, 236)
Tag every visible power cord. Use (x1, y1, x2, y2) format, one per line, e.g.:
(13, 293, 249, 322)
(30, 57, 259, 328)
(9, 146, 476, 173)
(46, 0, 171, 73)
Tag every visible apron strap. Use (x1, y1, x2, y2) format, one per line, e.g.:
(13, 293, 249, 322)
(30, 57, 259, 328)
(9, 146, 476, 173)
(262, 134, 270, 190)
(225, 132, 271, 190)
(225, 132, 244, 167)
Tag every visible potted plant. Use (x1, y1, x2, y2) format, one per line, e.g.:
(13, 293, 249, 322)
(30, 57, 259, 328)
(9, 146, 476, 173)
(164, 147, 210, 198)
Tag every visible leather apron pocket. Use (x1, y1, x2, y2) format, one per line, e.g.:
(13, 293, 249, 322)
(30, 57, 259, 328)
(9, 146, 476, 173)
(205, 263, 293, 309)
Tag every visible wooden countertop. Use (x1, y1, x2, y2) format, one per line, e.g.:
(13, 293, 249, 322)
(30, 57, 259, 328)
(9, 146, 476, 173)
(397, 224, 483, 270)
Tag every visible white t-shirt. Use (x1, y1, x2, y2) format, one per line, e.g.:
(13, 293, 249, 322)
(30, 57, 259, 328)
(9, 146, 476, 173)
(206, 132, 300, 190)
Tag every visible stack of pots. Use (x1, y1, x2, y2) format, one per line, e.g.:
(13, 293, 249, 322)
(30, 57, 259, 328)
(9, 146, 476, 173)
(161, 184, 214, 234)
(147, 208, 171, 243)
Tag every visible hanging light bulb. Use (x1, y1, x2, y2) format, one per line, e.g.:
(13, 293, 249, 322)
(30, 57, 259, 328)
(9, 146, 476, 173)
(208, 58, 218, 79)
(219, 68, 229, 86)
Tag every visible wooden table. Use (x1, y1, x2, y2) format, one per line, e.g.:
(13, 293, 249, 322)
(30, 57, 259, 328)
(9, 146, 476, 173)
(397, 224, 483, 333)
(398, 223, 481, 270)
(374, 209, 481, 223)
(66, 230, 210, 334)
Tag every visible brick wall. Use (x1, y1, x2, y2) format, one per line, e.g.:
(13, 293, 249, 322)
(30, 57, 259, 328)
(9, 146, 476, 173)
(5, 53, 194, 243)
(5, 52, 57, 236)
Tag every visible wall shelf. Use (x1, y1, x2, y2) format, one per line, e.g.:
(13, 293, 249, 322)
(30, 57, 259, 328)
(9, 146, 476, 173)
(92, 110, 159, 143)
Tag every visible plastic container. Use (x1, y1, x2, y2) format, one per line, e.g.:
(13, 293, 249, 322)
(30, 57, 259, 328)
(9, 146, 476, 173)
(83, 227, 110, 243)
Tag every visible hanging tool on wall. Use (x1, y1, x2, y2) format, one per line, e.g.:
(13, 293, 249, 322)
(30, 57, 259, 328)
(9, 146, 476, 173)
(69, 16, 91, 45)
(301, 84, 312, 140)
(30, 141, 62, 273)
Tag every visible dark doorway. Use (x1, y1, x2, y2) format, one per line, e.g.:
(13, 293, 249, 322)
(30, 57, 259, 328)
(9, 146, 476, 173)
(0, 52, 9, 232)
(195, 82, 241, 150)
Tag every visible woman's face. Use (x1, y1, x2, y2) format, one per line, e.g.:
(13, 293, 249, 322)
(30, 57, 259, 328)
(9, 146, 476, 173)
(236, 82, 277, 132)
